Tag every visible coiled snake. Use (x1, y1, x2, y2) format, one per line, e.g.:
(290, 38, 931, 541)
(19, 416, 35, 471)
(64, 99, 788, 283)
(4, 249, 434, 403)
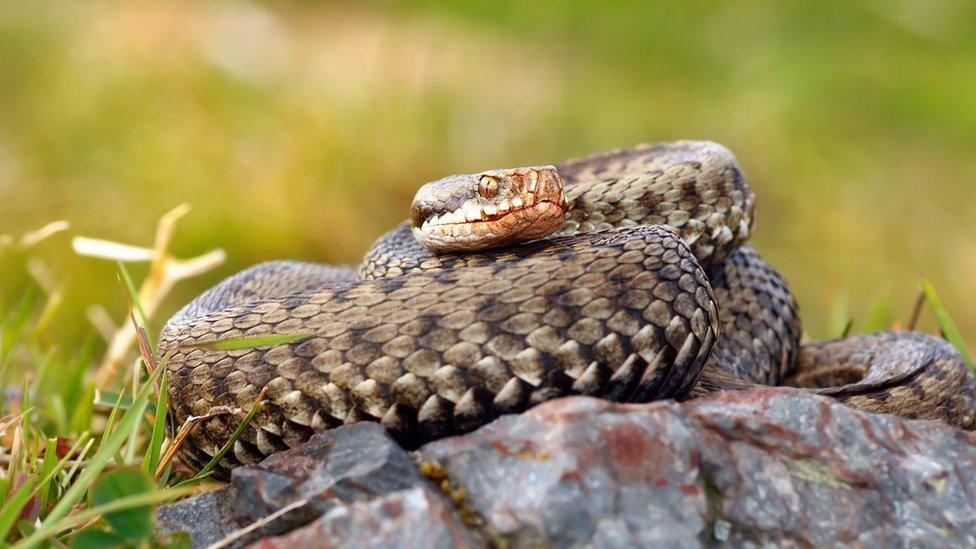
(161, 141, 976, 473)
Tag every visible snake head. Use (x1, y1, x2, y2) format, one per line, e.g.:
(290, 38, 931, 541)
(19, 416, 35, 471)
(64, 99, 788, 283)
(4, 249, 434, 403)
(410, 166, 569, 253)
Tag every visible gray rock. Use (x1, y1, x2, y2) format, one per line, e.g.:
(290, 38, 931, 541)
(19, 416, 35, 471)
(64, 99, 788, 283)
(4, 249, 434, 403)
(157, 422, 426, 548)
(156, 487, 239, 548)
(228, 421, 424, 535)
(420, 389, 976, 548)
(246, 487, 479, 549)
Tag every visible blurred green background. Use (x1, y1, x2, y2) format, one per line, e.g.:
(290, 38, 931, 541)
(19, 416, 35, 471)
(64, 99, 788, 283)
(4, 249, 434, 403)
(2, 0, 974, 348)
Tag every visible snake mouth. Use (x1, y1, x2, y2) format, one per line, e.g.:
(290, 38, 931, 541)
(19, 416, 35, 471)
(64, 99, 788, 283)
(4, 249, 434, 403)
(413, 197, 570, 253)
(415, 194, 567, 230)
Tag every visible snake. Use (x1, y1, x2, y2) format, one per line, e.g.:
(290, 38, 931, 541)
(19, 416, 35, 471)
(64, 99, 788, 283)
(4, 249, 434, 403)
(160, 141, 976, 474)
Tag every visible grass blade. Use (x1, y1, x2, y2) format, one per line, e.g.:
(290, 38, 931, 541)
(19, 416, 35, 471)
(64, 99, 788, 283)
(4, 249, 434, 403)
(99, 389, 127, 465)
(179, 333, 312, 351)
(68, 384, 96, 435)
(839, 318, 853, 339)
(60, 438, 95, 492)
(116, 262, 154, 353)
(0, 478, 35, 542)
(92, 390, 139, 412)
(0, 433, 91, 541)
(35, 364, 164, 538)
(862, 299, 892, 333)
(141, 372, 169, 474)
(14, 486, 198, 548)
(37, 438, 58, 517)
(922, 279, 974, 371)
(31, 288, 64, 339)
(0, 289, 37, 369)
(175, 387, 267, 487)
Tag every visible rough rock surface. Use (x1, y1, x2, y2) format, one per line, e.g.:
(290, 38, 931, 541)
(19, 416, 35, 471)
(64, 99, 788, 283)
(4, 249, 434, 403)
(158, 389, 976, 548)
(156, 487, 239, 548)
(229, 421, 423, 525)
(422, 389, 976, 547)
(247, 487, 478, 549)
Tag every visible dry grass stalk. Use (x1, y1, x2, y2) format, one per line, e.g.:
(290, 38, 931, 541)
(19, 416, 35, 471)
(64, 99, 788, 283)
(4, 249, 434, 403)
(72, 204, 226, 387)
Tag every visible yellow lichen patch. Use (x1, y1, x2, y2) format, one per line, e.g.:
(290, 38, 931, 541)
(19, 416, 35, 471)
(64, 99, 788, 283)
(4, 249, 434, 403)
(514, 450, 550, 461)
(791, 459, 852, 491)
(419, 460, 482, 530)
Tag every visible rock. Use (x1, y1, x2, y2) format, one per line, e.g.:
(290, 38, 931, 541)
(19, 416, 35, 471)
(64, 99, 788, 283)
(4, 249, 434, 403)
(247, 487, 479, 549)
(420, 389, 976, 548)
(159, 389, 976, 547)
(229, 421, 424, 521)
(156, 487, 239, 548)
(157, 422, 426, 548)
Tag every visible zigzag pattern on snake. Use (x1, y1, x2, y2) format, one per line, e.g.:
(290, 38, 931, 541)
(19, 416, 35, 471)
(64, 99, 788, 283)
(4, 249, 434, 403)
(160, 141, 976, 474)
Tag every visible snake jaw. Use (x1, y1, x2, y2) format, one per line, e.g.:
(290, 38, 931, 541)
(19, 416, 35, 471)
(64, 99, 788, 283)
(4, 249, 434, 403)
(411, 165, 568, 254)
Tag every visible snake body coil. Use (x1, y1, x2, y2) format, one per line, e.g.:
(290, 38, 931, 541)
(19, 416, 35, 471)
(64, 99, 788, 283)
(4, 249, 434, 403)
(161, 142, 976, 474)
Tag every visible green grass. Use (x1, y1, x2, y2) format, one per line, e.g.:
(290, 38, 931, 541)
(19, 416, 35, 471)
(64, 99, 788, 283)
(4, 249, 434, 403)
(0, 260, 197, 546)
(922, 279, 975, 371)
(0, 230, 274, 546)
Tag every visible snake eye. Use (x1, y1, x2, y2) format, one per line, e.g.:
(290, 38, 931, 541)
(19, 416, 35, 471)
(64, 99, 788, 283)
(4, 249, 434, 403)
(479, 176, 499, 199)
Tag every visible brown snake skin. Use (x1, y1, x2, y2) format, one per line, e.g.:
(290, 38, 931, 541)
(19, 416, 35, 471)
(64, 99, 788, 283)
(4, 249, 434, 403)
(161, 141, 976, 474)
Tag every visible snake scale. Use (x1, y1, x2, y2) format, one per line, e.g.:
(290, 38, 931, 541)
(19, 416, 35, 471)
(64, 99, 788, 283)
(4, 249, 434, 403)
(160, 141, 976, 474)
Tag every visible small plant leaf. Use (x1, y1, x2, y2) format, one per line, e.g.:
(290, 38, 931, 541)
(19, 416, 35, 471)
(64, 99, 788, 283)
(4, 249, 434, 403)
(70, 528, 128, 549)
(90, 467, 154, 540)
